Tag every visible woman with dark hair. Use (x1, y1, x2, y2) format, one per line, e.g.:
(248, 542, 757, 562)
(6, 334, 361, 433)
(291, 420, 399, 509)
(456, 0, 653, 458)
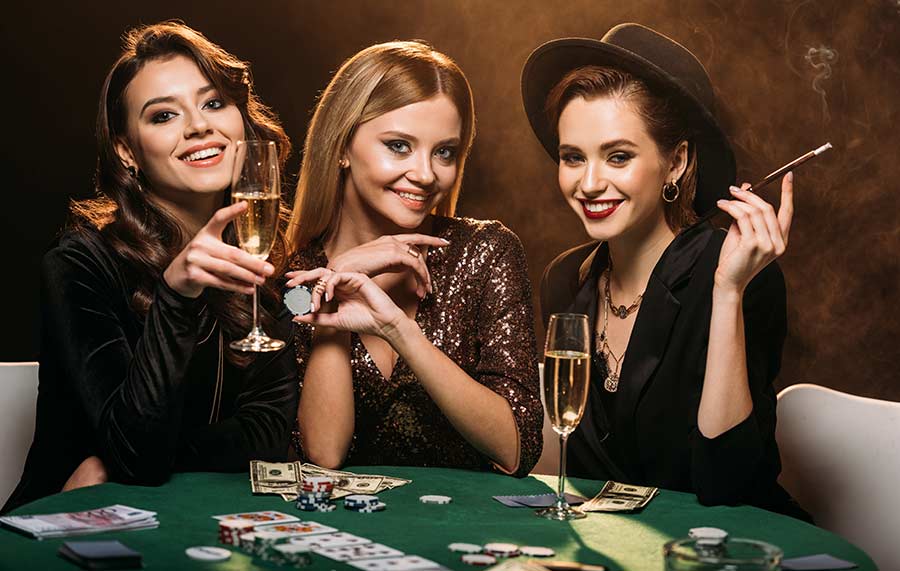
(522, 24, 807, 518)
(284, 41, 543, 476)
(3, 21, 296, 512)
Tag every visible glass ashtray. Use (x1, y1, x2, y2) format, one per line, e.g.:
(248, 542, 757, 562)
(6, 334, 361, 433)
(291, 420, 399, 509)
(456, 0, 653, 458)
(664, 537, 783, 571)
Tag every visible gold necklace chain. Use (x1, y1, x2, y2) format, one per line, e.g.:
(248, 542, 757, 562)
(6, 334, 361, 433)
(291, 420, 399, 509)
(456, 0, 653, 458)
(597, 272, 625, 393)
(605, 264, 644, 319)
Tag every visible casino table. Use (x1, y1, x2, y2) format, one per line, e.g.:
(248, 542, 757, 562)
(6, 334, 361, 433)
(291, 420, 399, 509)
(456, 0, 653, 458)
(0, 466, 875, 570)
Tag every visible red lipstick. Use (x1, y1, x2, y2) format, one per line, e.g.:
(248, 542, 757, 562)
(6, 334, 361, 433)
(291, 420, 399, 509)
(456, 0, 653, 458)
(580, 199, 622, 219)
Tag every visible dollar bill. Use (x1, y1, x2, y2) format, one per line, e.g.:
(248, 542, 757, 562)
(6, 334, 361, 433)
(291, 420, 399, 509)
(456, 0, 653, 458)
(581, 480, 659, 513)
(250, 461, 302, 495)
(250, 461, 411, 501)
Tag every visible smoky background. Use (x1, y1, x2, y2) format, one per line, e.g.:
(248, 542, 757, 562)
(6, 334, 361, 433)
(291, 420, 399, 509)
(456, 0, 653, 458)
(2, 0, 897, 400)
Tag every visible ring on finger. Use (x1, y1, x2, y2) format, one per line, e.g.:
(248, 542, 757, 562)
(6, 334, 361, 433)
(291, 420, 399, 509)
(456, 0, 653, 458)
(313, 278, 327, 293)
(407, 245, 420, 259)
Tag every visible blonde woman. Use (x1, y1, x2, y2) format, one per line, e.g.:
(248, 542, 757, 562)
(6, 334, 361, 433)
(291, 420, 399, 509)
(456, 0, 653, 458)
(285, 41, 542, 476)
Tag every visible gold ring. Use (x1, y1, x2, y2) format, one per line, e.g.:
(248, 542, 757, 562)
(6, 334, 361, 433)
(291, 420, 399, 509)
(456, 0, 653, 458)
(407, 246, 420, 259)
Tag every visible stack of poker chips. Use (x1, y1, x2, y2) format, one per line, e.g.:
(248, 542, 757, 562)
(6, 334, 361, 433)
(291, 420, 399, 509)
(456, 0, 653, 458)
(268, 544, 314, 567)
(344, 494, 387, 513)
(218, 519, 256, 546)
(239, 532, 258, 553)
(295, 476, 336, 512)
(482, 543, 522, 559)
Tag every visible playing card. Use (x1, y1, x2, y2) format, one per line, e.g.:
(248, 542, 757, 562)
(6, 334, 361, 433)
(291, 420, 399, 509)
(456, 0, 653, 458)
(314, 543, 404, 561)
(312, 532, 374, 548)
(348, 555, 448, 571)
(211, 510, 298, 523)
(254, 521, 338, 536)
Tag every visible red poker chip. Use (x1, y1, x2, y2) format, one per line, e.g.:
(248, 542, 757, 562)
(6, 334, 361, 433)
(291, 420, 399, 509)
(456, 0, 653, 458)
(462, 554, 497, 566)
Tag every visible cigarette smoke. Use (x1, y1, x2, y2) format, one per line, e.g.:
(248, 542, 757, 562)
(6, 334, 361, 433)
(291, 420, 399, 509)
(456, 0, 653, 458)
(804, 45, 839, 123)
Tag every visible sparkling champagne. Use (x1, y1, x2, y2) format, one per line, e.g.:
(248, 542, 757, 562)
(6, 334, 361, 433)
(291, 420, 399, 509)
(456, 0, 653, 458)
(232, 191, 279, 259)
(543, 349, 590, 435)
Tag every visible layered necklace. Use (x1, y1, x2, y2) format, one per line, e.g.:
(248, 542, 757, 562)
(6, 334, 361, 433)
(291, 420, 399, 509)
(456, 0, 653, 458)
(595, 258, 645, 393)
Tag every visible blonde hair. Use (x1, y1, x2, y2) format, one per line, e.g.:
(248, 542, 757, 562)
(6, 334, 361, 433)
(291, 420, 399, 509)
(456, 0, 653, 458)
(287, 40, 476, 249)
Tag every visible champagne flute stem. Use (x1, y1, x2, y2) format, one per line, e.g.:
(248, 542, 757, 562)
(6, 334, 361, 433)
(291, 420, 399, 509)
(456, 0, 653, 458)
(252, 283, 259, 333)
(556, 432, 569, 508)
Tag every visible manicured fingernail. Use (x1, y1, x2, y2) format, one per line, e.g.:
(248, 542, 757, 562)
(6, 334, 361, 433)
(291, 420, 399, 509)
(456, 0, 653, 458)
(729, 186, 742, 193)
(717, 200, 726, 206)
(787, 171, 793, 182)
(263, 264, 274, 275)
(440, 238, 450, 244)
(324, 292, 330, 302)
(257, 276, 266, 285)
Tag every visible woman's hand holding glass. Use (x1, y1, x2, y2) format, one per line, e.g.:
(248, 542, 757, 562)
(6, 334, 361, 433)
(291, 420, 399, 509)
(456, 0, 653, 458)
(289, 268, 409, 339)
(163, 201, 274, 299)
(714, 173, 794, 294)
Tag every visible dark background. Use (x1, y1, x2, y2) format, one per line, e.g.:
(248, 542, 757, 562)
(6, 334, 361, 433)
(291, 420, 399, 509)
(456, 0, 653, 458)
(2, 1, 898, 400)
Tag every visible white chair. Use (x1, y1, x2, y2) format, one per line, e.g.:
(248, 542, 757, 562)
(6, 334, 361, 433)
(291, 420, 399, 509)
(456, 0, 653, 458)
(0, 362, 38, 507)
(532, 363, 561, 475)
(776, 383, 900, 570)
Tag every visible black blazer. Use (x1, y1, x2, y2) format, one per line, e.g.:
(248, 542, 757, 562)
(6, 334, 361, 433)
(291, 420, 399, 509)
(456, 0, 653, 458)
(3, 228, 298, 513)
(541, 222, 804, 517)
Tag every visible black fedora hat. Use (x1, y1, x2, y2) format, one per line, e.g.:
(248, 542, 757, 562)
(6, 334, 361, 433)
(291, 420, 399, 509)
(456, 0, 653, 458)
(521, 23, 736, 217)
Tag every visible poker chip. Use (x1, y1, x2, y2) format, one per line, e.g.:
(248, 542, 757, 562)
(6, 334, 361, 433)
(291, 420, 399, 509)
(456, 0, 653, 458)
(239, 532, 257, 553)
(272, 544, 314, 567)
(483, 542, 521, 557)
(301, 476, 334, 490)
(419, 494, 453, 504)
(185, 546, 232, 561)
(520, 546, 555, 557)
(344, 494, 380, 508)
(448, 542, 483, 554)
(688, 527, 728, 541)
(462, 554, 497, 566)
(218, 519, 255, 545)
(348, 501, 387, 513)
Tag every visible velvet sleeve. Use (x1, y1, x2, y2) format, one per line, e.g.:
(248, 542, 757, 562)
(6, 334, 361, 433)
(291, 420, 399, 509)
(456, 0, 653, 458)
(473, 224, 544, 477)
(176, 309, 298, 471)
(42, 236, 205, 485)
(689, 260, 787, 505)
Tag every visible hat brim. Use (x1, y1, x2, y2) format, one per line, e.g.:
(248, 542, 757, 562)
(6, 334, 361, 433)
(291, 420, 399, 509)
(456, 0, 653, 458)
(521, 37, 736, 217)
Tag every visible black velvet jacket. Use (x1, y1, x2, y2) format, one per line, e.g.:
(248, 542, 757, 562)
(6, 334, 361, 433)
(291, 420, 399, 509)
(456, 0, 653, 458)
(541, 221, 805, 518)
(3, 228, 297, 513)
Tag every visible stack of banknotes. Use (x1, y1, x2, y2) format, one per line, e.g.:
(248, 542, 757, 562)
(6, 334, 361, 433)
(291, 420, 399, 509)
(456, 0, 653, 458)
(250, 461, 412, 501)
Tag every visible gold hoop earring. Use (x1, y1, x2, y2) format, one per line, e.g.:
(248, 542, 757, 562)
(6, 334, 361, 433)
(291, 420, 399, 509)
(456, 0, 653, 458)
(662, 181, 680, 203)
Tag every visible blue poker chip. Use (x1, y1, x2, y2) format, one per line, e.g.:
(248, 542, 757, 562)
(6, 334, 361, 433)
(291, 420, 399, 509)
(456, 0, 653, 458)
(344, 494, 380, 507)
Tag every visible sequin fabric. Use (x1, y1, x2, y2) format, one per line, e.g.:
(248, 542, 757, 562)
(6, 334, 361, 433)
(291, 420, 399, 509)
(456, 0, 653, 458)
(289, 217, 544, 477)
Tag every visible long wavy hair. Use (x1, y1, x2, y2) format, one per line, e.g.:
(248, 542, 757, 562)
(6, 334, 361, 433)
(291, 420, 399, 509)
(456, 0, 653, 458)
(71, 21, 291, 359)
(287, 40, 476, 250)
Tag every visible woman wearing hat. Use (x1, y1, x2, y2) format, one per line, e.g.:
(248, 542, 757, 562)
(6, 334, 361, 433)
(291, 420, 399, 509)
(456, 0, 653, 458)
(523, 23, 806, 518)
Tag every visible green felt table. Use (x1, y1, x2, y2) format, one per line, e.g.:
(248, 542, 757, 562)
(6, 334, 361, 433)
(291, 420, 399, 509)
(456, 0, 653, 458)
(0, 467, 874, 571)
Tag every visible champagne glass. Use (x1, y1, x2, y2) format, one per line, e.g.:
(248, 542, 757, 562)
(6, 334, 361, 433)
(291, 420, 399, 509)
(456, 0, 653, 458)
(537, 313, 591, 520)
(229, 140, 285, 352)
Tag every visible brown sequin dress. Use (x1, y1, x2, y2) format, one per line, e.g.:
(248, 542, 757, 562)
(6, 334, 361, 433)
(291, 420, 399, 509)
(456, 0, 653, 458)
(289, 216, 543, 477)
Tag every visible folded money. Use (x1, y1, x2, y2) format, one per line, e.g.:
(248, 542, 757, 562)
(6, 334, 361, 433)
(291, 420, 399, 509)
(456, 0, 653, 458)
(250, 461, 411, 501)
(580, 481, 659, 513)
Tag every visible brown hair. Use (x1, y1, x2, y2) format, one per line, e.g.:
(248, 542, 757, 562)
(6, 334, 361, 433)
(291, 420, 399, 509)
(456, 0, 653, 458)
(287, 40, 475, 249)
(72, 20, 291, 357)
(545, 65, 699, 231)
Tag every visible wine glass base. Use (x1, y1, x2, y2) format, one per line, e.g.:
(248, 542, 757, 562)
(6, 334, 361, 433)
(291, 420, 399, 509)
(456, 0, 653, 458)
(230, 333, 285, 353)
(535, 504, 587, 521)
